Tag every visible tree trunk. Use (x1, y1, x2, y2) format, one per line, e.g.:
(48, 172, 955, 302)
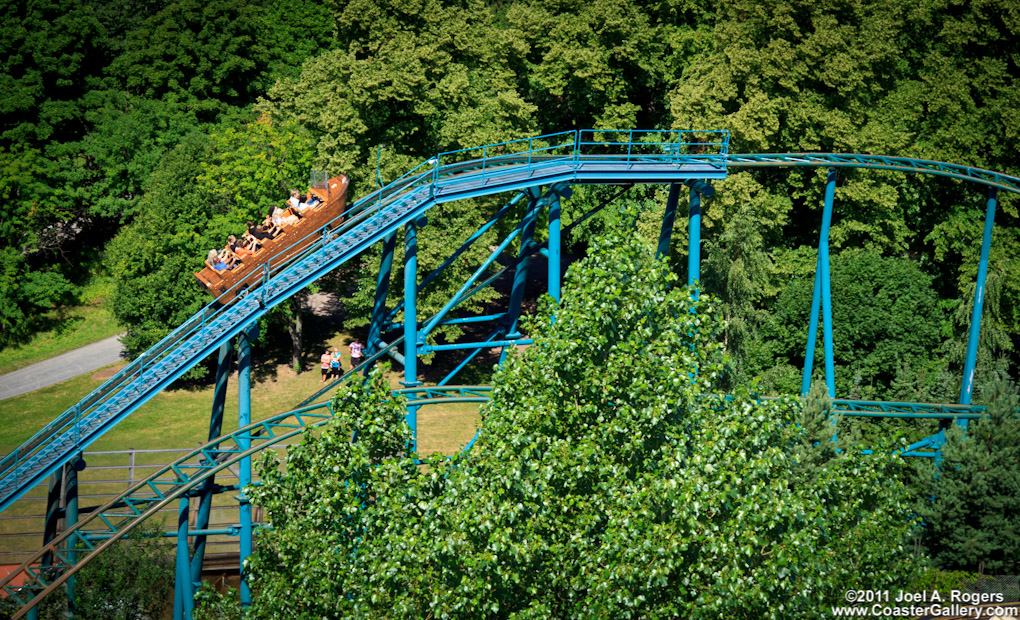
(288, 303, 303, 372)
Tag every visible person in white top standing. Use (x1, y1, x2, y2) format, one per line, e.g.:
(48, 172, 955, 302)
(349, 338, 364, 368)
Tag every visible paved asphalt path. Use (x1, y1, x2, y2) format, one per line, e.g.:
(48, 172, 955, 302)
(0, 334, 125, 401)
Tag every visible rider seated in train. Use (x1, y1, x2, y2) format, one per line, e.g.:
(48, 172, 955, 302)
(228, 234, 255, 258)
(247, 219, 276, 241)
(207, 249, 232, 272)
(219, 245, 241, 269)
(289, 189, 308, 212)
(262, 214, 284, 236)
(271, 204, 300, 227)
(241, 231, 263, 251)
(290, 189, 322, 212)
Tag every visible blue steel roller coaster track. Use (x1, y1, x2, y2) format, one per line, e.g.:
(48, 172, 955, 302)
(2, 129, 1019, 618)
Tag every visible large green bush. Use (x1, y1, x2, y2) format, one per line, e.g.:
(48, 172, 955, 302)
(198, 231, 923, 618)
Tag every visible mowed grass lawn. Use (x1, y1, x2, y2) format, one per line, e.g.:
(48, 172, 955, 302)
(0, 356, 482, 459)
(0, 277, 122, 375)
(0, 345, 484, 558)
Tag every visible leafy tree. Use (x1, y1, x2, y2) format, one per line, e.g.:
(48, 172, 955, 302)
(196, 117, 316, 220)
(106, 117, 321, 358)
(0, 246, 77, 348)
(503, 0, 669, 129)
(766, 248, 947, 400)
(199, 229, 923, 618)
(259, 0, 542, 356)
(263, 0, 537, 176)
(0, 147, 77, 347)
(106, 134, 216, 357)
(66, 527, 173, 620)
(920, 375, 1020, 575)
(667, 0, 1020, 387)
(108, 0, 271, 119)
(0, 0, 337, 351)
(0, 525, 173, 620)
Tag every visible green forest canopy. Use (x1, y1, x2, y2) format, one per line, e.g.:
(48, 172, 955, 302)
(1, 0, 1017, 401)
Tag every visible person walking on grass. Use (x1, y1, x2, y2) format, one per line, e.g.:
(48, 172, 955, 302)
(349, 338, 364, 368)
(320, 348, 332, 384)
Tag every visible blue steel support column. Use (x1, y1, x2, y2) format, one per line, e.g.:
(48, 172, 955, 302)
(403, 222, 422, 450)
(819, 169, 838, 399)
(368, 233, 397, 355)
(499, 188, 542, 365)
(40, 471, 61, 556)
(64, 460, 79, 618)
(28, 471, 62, 620)
(548, 191, 562, 303)
(237, 324, 256, 608)
(688, 187, 702, 297)
(190, 342, 232, 584)
(657, 184, 682, 260)
(958, 187, 999, 421)
(800, 266, 823, 397)
(173, 496, 192, 620)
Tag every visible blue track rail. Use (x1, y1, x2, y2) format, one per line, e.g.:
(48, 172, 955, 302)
(0, 385, 495, 618)
(4, 130, 1020, 515)
(0, 130, 727, 513)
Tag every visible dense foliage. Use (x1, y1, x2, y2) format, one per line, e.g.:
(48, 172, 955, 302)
(0, 526, 172, 620)
(2, 0, 1018, 587)
(196, 234, 923, 618)
(2, 0, 1016, 391)
(919, 376, 1020, 575)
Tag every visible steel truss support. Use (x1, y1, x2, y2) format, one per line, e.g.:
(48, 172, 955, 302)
(396, 184, 571, 414)
(173, 496, 192, 620)
(368, 233, 397, 358)
(443, 328, 500, 386)
(548, 186, 566, 303)
(424, 338, 534, 352)
(928, 187, 1001, 461)
(655, 181, 713, 290)
(33, 471, 62, 620)
(65, 462, 79, 611)
(801, 169, 838, 400)
(237, 324, 256, 608)
(689, 186, 701, 293)
(383, 191, 529, 328)
(958, 187, 999, 418)
(423, 184, 567, 374)
(172, 341, 232, 620)
(403, 220, 422, 451)
(32, 459, 79, 620)
(657, 184, 682, 260)
(64, 462, 78, 616)
(685, 181, 713, 295)
(191, 342, 231, 582)
(420, 217, 529, 340)
(499, 187, 543, 365)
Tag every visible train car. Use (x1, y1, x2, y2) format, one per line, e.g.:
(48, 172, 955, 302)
(194, 174, 350, 304)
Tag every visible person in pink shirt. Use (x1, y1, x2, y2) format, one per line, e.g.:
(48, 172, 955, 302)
(320, 348, 332, 383)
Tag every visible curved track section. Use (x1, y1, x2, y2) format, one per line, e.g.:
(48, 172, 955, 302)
(0, 385, 494, 617)
(3, 130, 1019, 523)
(0, 130, 729, 513)
(726, 153, 1020, 193)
